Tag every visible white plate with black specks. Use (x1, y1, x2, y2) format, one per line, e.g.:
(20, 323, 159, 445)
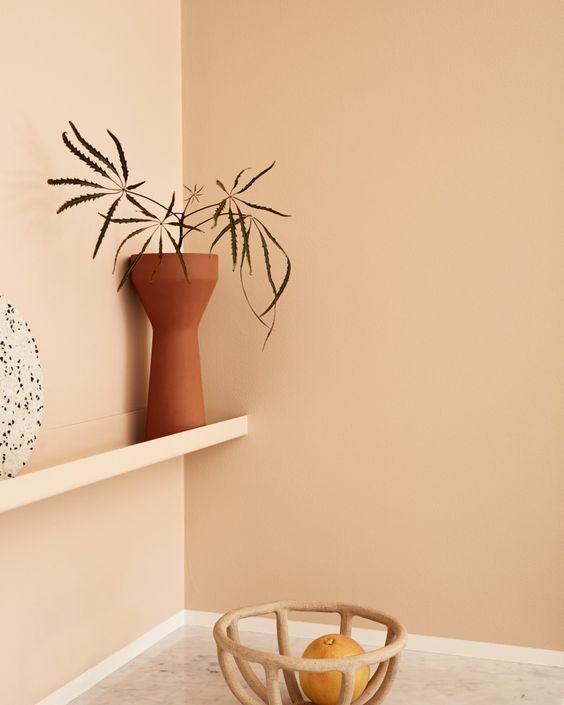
(0, 295, 43, 480)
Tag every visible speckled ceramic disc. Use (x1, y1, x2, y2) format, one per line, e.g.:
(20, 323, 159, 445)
(0, 295, 43, 480)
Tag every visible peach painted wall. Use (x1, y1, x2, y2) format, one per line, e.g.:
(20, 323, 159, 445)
(0, 2, 184, 704)
(182, 1, 564, 650)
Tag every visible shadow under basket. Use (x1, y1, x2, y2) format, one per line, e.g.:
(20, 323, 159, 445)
(213, 600, 407, 705)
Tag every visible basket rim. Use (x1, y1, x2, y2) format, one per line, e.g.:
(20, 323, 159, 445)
(213, 600, 407, 673)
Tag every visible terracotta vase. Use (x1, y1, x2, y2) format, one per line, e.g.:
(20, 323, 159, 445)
(130, 252, 218, 441)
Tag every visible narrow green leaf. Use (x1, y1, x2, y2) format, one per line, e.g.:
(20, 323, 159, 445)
(236, 227, 271, 334)
(126, 193, 156, 218)
(107, 129, 129, 182)
(117, 233, 154, 290)
(232, 167, 251, 191)
(48, 177, 107, 189)
(93, 198, 120, 259)
(164, 192, 176, 220)
(178, 221, 204, 238)
(168, 220, 184, 247)
(110, 217, 153, 223)
(112, 226, 150, 273)
(56, 191, 107, 214)
(212, 199, 226, 227)
(150, 232, 164, 281)
(68, 121, 120, 178)
(256, 221, 291, 316)
(127, 180, 146, 190)
(261, 257, 290, 316)
(236, 199, 291, 217)
(166, 231, 189, 281)
(258, 229, 277, 296)
(208, 220, 233, 254)
(228, 208, 238, 271)
(177, 213, 202, 247)
(183, 183, 204, 206)
(249, 226, 278, 351)
(235, 161, 275, 194)
(235, 204, 252, 274)
(216, 179, 228, 193)
(62, 132, 110, 179)
(261, 301, 277, 349)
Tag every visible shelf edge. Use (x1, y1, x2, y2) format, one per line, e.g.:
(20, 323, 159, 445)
(0, 416, 248, 515)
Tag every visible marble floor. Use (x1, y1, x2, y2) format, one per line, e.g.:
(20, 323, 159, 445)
(71, 625, 564, 705)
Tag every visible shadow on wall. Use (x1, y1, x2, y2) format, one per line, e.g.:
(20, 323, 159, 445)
(0, 114, 152, 431)
(117, 266, 151, 418)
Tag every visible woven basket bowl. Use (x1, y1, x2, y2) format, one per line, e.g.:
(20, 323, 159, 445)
(213, 600, 407, 705)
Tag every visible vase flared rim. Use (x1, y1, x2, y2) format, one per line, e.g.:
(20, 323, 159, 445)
(130, 252, 218, 262)
(129, 252, 218, 283)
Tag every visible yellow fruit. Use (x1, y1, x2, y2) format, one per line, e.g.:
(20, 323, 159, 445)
(299, 634, 370, 705)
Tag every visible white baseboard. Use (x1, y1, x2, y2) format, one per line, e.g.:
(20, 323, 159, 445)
(35, 611, 188, 705)
(185, 609, 564, 669)
(34, 606, 563, 705)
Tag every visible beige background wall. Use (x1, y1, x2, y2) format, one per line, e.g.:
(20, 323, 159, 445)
(183, 0, 564, 650)
(0, 2, 184, 704)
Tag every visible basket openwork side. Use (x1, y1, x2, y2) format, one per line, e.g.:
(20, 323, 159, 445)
(213, 600, 407, 705)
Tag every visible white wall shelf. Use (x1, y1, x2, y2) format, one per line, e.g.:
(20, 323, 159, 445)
(0, 416, 248, 515)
